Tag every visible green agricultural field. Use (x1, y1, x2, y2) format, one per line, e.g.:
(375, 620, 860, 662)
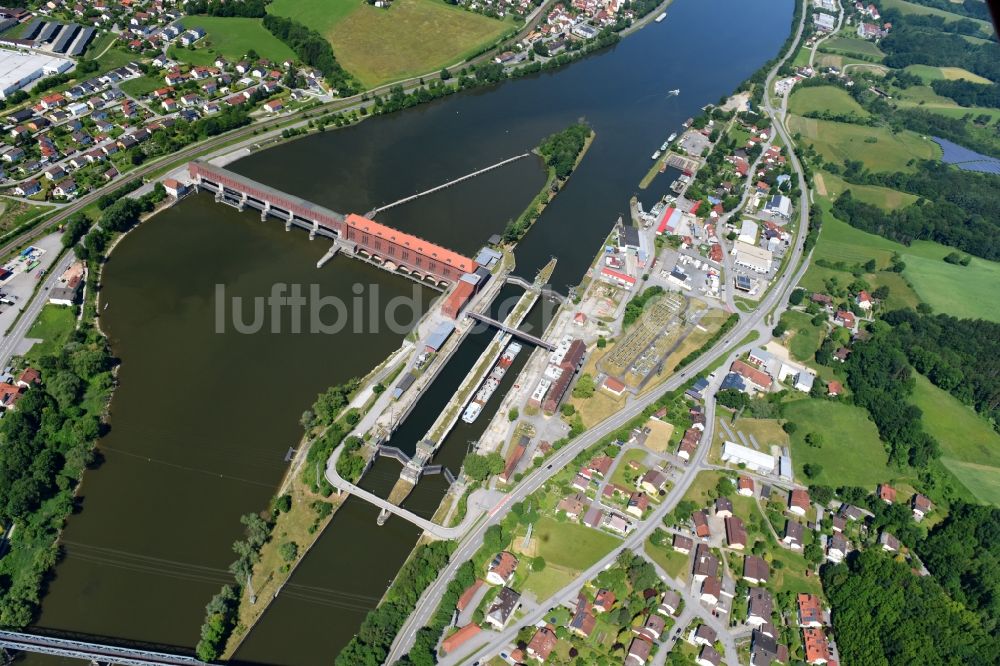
(900, 244, 1000, 323)
(939, 460, 1000, 506)
(913, 373, 1000, 469)
(879, 0, 994, 35)
(25, 305, 76, 363)
(518, 517, 620, 598)
(820, 36, 885, 60)
(814, 171, 917, 210)
(173, 16, 296, 66)
(903, 64, 992, 84)
(269, 0, 514, 87)
(783, 399, 893, 487)
(788, 86, 870, 118)
(787, 115, 940, 172)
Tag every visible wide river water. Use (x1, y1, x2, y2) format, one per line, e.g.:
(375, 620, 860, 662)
(30, 0, 792, 662)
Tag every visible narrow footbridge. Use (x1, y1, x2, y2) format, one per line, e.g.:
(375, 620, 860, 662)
(0, 630, 206, 666)
(368, 153, 530, 216)
(466, 311, 556, 351)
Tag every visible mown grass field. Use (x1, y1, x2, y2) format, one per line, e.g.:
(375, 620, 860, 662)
(820, 36, 885, 60)
(788, 86, 870, 118)
(172, 16, 296, 66)
(903, 64, 992, 84)
(269, 0, 513, 87)
(644, 540, 690, 580)
(787, 115, 940, 172)
(25, 305, 76, 363)
(783, 399, 892, 487)
(779, 310, 824, 362)
(119, 75, 163, 98)
(814, 171, 917, 209)
(518, 517, 620, 598)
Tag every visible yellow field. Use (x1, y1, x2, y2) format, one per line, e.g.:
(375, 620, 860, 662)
(325, 0, 514, 86)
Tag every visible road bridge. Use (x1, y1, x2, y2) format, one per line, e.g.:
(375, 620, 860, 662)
(0, 631, 205, 666)
(466, 311, 555, 351)
(187, 160, 475, 285)
(368, 153, 531, 216)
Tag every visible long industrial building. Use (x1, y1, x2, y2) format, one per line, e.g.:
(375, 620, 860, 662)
(0, 47, 72, 99)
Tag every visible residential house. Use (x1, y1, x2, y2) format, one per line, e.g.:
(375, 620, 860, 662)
(626, 492, 649, 518)
(568, 595, 596, 638)
(743, 555, 769, 585)
(693, 543, 719, 583)
(440, 624, 481, 656)
(673, 534, 693, 554)
(715, 496, 733, 518)
(486, 551, 518, 586)
(593, 588, 615, 613)
(747, 588, 773, 627)
(876, 483, 896, 504)
(557, 493, 587, 521)
(783, 519, 803, 550)
(455, 579, 483, 615)
(738, 476, 754, 496)
(697, 645, 721, 666)
(636, 613, 666, 642)
(911, 493, 933, 520)
(625, 637, 652, 666)
(16, 368, 41, 389)
(53, 179, 78, 198)
(827, 532, 848, 563)
(856, 290, 872, 310)
(13, 179, 41, 196)
(789, 488, 810, 516)
(725, 516, 747, 550)
(526, 625, 558, 661)
(750, 629, 788, 666)
(797, 593, 824, 627)
(692, 510, 710, 539)
(700, 576, 721, 605)
(879, 531, 900, 553)
(484, 587, 520, 629)
(639, 468, 669, 495)
(802, 626, 830, 664)
(658, 590, 681, 616)
(835, 310, 856, 329)
(693, 624, 717, 646)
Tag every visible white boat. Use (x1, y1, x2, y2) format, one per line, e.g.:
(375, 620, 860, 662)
(651, 150, 661, 160)
(667, 132, 677, 142)
(655, 11, 667, 22)
(660, 141, 668, 151)
(460, 341, 524, 423)
(668, 89, 680, 96)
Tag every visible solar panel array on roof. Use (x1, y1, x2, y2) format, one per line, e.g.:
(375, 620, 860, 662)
(35, 22, 58, 44)
(52, 23, 79, 53)
(0, 17, 17, 33)
(68, 26, 94, 56)
(20, 19, 42, 40)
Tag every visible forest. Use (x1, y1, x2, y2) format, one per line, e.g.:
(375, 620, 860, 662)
(262, 15, 359, 95)
(881, 310, 1000, 426)
(920, 502, 1000, 633)
(538, 123, 592, 180)
(822, 550, 999, 665)
(879, 15, 1000, 82)
(930, 79, 1000, 109)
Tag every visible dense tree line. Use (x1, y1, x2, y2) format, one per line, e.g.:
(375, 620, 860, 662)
(184, 0, 268, 17)
(622, 286, 664, 328)
(843, 326, 940, 467)
(0, 328, 114, 626)
(262, 15, 358, 95)
(887, 0, 991, 23)
(882, 309, 1000, 425)
(335, 541, 454, 665)
(920, 502, 1000, 632)
(930, 79, 1000, 109)
(822, 550, 999, 665)
(831, 188, 999, 261)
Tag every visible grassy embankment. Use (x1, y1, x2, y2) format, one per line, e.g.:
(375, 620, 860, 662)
(267, 0, 516, 87)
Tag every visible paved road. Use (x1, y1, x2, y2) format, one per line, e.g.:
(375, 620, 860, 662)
(386, 2, 811, 661)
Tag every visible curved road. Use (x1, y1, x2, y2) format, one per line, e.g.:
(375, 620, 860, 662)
(384, 0, 812, 661)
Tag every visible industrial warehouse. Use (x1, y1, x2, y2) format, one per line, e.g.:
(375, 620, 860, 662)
(0, 48, 71, 99)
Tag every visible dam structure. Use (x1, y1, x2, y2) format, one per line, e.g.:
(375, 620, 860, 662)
(187, 160, 476, 287)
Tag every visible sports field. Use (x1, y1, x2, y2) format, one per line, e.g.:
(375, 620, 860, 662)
(174, 16, 296, 65)
(784, 399, 892, 487)
(268, 0, 514, 87)
(787, 86, 870, 118)
(912, 373, 1000, 505)
(787, 115, 940, 172)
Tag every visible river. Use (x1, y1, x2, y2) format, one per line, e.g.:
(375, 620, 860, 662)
(30, 0, 792, 662)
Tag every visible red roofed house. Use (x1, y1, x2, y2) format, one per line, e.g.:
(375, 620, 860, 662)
(486, 551, 518, 586)
(877, 483, 896, 504)
(441, 624, 481, 655)
(526, 625, 558, 662)
(835, 310, 856, 329)
(601, 265, 637, 287)
(856, 289, 872, 310)
(602, 375, 626, 396)
(16, 368, 41, 388)
(594, 588, 616, 613)
(827, 380, 843, 397)
(738, 476, 754, 496)
(0, 383, 25, 410)
(455, 579, 483, 613)
(731, 359, 772, 392)
(797, 593, 824, 627)
(802, 627, 830, 664)
(789, 488, 810, 516)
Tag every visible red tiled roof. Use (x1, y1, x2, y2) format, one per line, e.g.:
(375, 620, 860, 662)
(345, 213, 475, 273)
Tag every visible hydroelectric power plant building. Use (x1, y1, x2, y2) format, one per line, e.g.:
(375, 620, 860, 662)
(187, 160, 477, 286)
